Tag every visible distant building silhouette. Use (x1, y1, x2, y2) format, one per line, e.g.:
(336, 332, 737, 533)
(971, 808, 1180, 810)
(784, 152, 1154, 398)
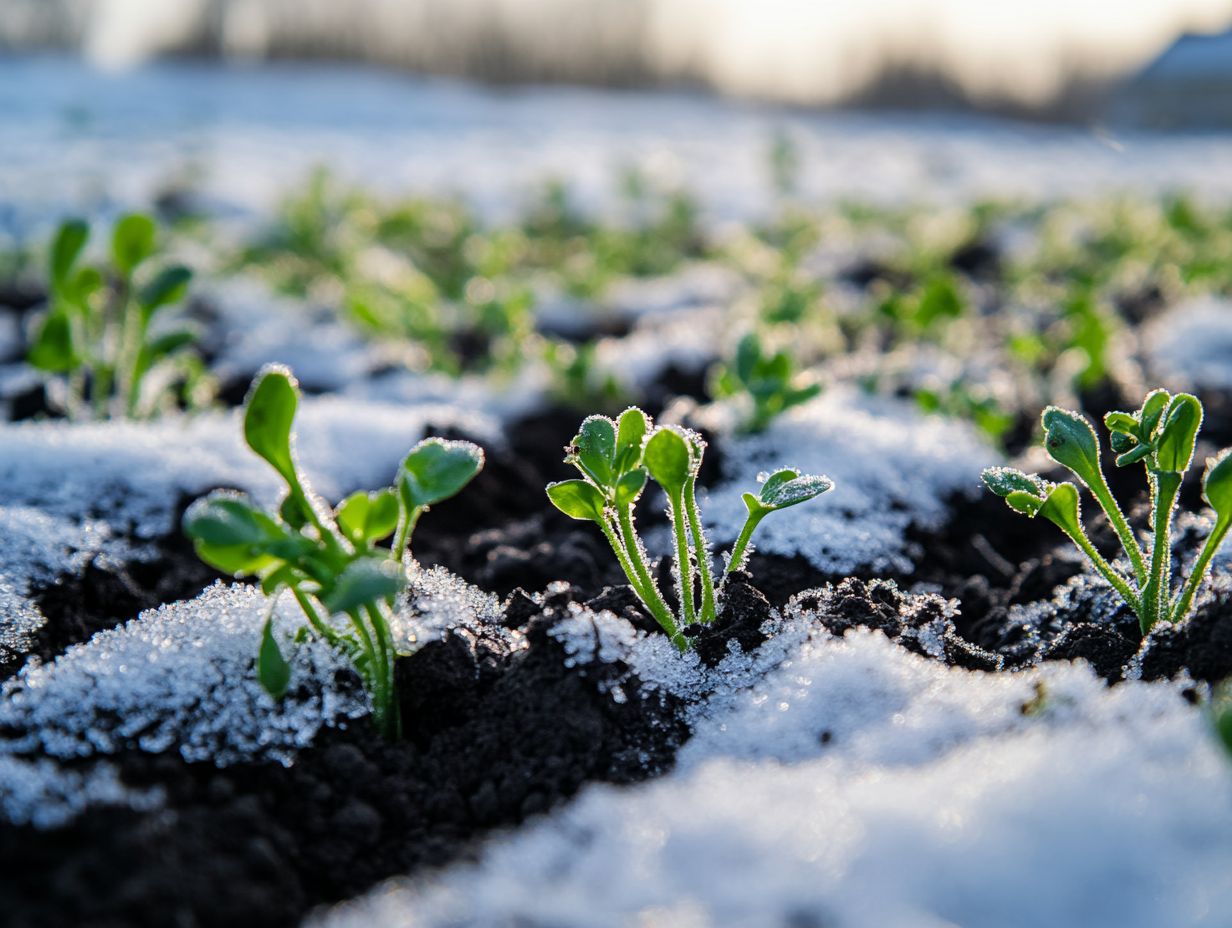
(1108, 30, 1232, 129)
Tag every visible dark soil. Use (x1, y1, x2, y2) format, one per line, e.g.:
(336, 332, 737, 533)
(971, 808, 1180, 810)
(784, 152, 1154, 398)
(5, 506, 228, 680)
(0, 582, 689, 928)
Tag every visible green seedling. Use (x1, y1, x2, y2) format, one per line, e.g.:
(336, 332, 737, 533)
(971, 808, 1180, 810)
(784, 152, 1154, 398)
(29, 214, 207, 420)
(709, 333, 821, 433)
(183, 366, 483, 738)
(547, 408, 831, 648)
(915, 381, 1015, 446)
(983, 392, 1232, 634)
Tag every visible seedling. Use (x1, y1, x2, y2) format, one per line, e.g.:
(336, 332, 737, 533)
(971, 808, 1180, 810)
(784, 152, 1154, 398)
(983, 391, 1232, 634)
(183, 366, 483, 738)
(547, 408, 832, 648)
(28, 214, 207, 420)
(709, 333, 821, 433)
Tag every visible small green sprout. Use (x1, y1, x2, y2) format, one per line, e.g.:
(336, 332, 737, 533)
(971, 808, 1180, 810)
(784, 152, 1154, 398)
(983, 392, 1232, 634)
(547, 408, 832, 649)
(28, 214, 208, 420)
(183, 366, 483, 739)
(709, 333, 821, 433)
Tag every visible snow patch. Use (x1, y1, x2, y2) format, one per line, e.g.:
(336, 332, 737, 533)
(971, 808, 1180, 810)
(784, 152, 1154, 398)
(700, 387, 998, 574)
(1143, 297, 1232, 392)
(0, 397, 500, 541)
(314, 631, 1232, 928)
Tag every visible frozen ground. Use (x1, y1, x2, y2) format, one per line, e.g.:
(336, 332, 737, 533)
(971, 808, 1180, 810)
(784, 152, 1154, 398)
(4, 56, 1232, 239)
(316, 625, 1232, 928)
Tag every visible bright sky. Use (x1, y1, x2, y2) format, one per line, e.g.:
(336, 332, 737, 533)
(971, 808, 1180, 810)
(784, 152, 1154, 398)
(71, 0, 1232, 106)
(649, 0, 1232, 104)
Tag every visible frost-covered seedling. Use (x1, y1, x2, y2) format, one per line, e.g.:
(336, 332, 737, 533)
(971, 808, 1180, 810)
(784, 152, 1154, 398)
(28, 214, 208, 420)
(709, 333, 821, 433)
(547, 408, 831, 649)
(983, 392, 1232, 633)
(184, 366, 483, 738)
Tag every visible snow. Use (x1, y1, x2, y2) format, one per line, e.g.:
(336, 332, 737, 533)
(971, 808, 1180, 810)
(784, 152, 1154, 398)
(0, 563, 505, 827)
(1143, 297, 1232, 392)
(0, 507, 120, 672)
(206, 277, 380, 392)
(0, 583, 370, 768)
(0, 397, 499, 541)
(0, 756, 163, 830)
(595, 306, 725, 391)
(698, 387, 999, 574)
(5, 58, 1232, 239)
(314, 628, 1232, 928)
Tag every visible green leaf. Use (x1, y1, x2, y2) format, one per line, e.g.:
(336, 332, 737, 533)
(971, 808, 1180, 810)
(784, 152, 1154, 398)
(546, 479, 607, 522)
(399, 438, 484, 509)
(1140, 389, 1171, 438)
(244, 366, 300, 486)
(257, 614, 292, 699)
(1041, 407, 1102, 489)
(1005, 490, 1046, 517)
(138, 265, 192, 316)
(182, 494, 288, 576)
(183, 493, 284, 547)
(614, 407, 649, 473)
(1203, 449, 1232, 521)
(1108, 430, 1136, 455)
(1038, 482, 1083, 536)
(1155, 393, 1202, 474)
(50, 219, 89, 290)
(734, 333, 761, 383)
(1115, 445, 1154, 467)
(321, 557, 405, 614)
(27, 312, 78, 372)
(141, 328, 198, 363)
(755, 469, 834, 510)
(337, 489, 399, 545)
(111, 213, 157, 275)
(279, 493, 312, 530)
(614, 469, 647, 507)
(64, 266, 103, 308)
(1103, 411, 1138, 435)
(643, 427, 692, 496)
(981, 467, 1046, 499)
(573, 415, 617, 487)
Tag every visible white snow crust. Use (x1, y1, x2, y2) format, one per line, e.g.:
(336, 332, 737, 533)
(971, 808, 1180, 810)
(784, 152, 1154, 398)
(0, 507, 118, 668)
(0, 398, 499, 541)
(700, 387, 999, 574)
(1143, 297, 1232, 392)
(315, 624, 1232, 928)
(0, 566, 505, 827)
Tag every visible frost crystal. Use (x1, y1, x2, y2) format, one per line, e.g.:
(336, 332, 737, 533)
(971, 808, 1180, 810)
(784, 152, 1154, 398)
(0, 583, 370, 769)
(0, 507, 119, 671)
